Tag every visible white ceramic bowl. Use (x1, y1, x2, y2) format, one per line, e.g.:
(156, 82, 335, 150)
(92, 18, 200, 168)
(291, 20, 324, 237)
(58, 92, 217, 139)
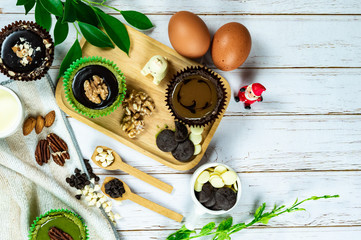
(0, 85, 24, 138)
(186, 162, 242, 229)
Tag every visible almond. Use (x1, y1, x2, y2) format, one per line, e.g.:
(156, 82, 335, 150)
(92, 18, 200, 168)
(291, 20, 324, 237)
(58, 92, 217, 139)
(45, 110, 56, 127)
(22, 117, 36, 136)
(35, 115, 45, 134)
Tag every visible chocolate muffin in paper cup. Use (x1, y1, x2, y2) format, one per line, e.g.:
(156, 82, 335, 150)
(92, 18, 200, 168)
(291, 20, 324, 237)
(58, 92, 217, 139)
(63, 56, 126, 118)
(28, 209, 89, 240)
(0, 20, 54, 81)
(165, 66, 227, 127)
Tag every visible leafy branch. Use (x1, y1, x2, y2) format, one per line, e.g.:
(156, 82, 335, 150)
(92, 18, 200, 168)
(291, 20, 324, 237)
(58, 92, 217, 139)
(16, 0, 153, 78)
(167, 195, 339, 240)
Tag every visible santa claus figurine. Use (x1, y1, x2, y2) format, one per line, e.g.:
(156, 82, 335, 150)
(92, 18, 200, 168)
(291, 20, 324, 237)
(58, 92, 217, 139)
(235, 83, 266, 109)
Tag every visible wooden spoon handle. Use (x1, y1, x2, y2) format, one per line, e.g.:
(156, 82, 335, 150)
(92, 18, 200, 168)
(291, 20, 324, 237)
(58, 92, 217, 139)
(128, 193, 183, 222)
(118, 162, 173, 193)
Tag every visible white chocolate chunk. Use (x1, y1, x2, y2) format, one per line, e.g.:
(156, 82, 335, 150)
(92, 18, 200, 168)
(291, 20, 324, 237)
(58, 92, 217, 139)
(94, 184, 101, 191)
(196, 171, 210, 184)
(88, 188, 94, 193)
(99, 152, 107, 157)
(85, 196, 92, 202)
(221, 171, 238, 185)
(96, 201, 102, 208)
(96, 147, 103, 153)
(106, 154, 114, 160)
(107, 150, 113, 154)
(102, 202, 108, 208)
(76, 189, 82, 195)
(107, 201, 112, 207)
(114, 213, 121, 220)
(214, 165, 228, 175)
(101, 162, 108, 167)
(233, 182, 238, 191)
(194, 181, 204, 192)
(209, 175, 225, 188)
(189, 133, 202, 145)
(105, 206, 112, 213)
(190, 126, 204, 135)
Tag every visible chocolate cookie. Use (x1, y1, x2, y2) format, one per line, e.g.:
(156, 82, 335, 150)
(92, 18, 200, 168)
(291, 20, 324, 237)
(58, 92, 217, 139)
(156, 129, 178, 152)
(171, 138, 194, 162)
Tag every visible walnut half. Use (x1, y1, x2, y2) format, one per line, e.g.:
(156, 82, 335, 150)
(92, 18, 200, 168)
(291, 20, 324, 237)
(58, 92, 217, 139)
(84, 75, 109, 104)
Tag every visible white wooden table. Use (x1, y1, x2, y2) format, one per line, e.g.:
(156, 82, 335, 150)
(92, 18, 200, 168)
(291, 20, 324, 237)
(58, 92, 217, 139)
(1, 0, 361, 239)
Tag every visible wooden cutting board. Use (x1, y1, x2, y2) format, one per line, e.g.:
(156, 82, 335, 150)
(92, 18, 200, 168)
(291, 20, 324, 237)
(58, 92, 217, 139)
(55, 25, 231, 171)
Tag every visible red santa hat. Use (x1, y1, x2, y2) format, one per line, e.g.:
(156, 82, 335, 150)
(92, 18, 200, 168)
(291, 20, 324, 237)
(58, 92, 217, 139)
(251, 83, 266, 96)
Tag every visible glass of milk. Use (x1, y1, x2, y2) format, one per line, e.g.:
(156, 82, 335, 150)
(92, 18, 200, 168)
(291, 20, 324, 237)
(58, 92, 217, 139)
(0, 85, 24, 138)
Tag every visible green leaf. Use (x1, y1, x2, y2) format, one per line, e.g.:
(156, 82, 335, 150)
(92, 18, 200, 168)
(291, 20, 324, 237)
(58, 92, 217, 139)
(228, 223, 246, 234)
(63, 0, 76, 23)
(254, 203, 266, 218)
(217, 217, 233, 232)
(73, 1, 99, 26)
(216, 232, 229, 240)
(24, 0, 36, 14)
(121, 10, 153, 30)
(54, 17, 69, 46)
(78, 21, 114, 48)
(200, 222, 215, 235)
(16, 0, 28, 6)
(58, 39, 82, 78)
(38, 0, 63, 17)
(35, 1, 52, 31)
(95, 9, 130, 54)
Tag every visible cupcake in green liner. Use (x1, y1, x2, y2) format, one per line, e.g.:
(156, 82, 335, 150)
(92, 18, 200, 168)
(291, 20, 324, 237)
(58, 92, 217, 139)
(28, 209, 88, 240)
(63, 56, 126, 118)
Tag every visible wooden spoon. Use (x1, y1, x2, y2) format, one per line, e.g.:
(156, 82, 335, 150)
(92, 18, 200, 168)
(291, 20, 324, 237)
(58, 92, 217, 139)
(91, 146, 173, 193)
(102, 177, 183, 222)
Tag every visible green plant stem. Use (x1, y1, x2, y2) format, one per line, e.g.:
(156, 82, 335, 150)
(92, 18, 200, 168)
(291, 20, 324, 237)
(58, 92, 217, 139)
(72, 22, 80, 39)
(82, 0, 122, 13)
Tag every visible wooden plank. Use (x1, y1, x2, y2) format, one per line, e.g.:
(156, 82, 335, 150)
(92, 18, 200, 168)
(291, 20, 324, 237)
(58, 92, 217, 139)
(91, 172, 361, 230)
(68, 115, 361, 173)
(2, 0, 361, 14)
(1, 14, 361, 68)
(117, 227, 361, 239)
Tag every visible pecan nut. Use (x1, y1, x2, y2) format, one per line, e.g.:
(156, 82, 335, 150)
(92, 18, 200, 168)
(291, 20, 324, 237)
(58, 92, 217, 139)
(48, 227, 73, 240)
(35, 139, 50, 166)
(47, 133, 68, 152)
(52, 152, 65, 166)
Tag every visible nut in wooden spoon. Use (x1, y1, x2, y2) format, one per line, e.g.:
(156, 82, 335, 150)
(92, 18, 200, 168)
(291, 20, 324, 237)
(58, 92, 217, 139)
(102, 177, 183, 222)
(91, 146, 173, 193)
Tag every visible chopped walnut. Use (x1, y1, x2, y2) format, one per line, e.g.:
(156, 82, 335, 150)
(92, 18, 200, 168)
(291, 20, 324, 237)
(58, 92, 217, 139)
(121, 89, 155, 138)
(84, 75, 109, 104)
(11, 40, 34, 66)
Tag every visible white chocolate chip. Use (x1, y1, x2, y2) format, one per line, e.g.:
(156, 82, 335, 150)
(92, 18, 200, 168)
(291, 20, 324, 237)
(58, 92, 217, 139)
(107, 201, 112, 207)
(106, 154, 114, 161)
(96, 147, 103, 153)
(85, 196, 92, 202)
(105, 206, 112, 213)
(94, 184, 101, 191)
(194, 144, 201, 155)
(233, 182, 238, 191)
(209, 175, 225, 188)
(221, 171, 238, 185)
(76, 189, 82, 195)
(196, 171, 210, 184)
(190, 126, 204, 135)
(189, 133, 202, 145)
(102, 202, 108, 208)
(194, 181, 204, 192)
(214, 165, 228, 175)
(96, 201, 102, 208)
(114, 213, 121, 220)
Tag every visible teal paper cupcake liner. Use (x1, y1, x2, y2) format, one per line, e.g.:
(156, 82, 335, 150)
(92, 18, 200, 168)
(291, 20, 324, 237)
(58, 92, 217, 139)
(28, 208, 89, 240)
(63, 56, 127, 118)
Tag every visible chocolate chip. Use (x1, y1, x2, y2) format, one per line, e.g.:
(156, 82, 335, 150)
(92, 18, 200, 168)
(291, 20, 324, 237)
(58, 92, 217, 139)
(95, 176, 100, 182)
(215, 187, 237, 211)
(75, 194, 82, 200)
(174, 121, 188, 142)
(75, 168, 81, 173)
(171, 139, 194, 162)
(66, 177, 71, 183)
(105, 179, 126, 198)
(156, 129, 178, 152)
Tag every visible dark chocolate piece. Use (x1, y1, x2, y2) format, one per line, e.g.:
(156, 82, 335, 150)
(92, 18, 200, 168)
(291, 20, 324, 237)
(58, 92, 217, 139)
(156, 129, 178, 152)
(105, 179, 126, 198)
(171, 138, 194, 162)
(174, 121, 188, 142)
(72, 65, 119, 110)
(198, 182, 213, 203)
(203, 195, 216, 208)
(215, 187, 237, 211)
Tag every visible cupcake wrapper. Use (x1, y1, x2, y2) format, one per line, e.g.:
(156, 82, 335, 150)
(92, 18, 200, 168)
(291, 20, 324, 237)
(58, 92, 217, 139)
(165, 66, 227, 127)
(63, 56, 127, 118)
(0, 20, 54, 81)
(28, 208, 89, 240)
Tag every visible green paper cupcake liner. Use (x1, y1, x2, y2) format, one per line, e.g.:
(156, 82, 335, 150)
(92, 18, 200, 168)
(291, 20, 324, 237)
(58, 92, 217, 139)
(28, 208, 89, 240)
(63, 56, 127, 118)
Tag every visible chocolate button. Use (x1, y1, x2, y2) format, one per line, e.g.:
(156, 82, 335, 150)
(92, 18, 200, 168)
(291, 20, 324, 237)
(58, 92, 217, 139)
(156, 129, 178, 152)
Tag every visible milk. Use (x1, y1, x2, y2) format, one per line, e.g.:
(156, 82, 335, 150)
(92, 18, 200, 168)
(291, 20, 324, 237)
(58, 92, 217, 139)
(0, 87, 22, 135)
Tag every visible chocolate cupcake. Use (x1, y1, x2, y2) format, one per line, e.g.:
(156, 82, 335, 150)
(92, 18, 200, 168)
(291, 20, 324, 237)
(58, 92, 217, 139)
(166, 66, 227, 126)
(28, 209, 88, 240)
(0, 21, 54, 81)
(63, 56, 126, 118)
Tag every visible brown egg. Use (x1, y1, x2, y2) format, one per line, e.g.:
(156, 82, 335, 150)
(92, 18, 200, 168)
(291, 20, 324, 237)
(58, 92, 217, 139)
(212, 22, 251, 71)
(168, 11, 211, 58)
